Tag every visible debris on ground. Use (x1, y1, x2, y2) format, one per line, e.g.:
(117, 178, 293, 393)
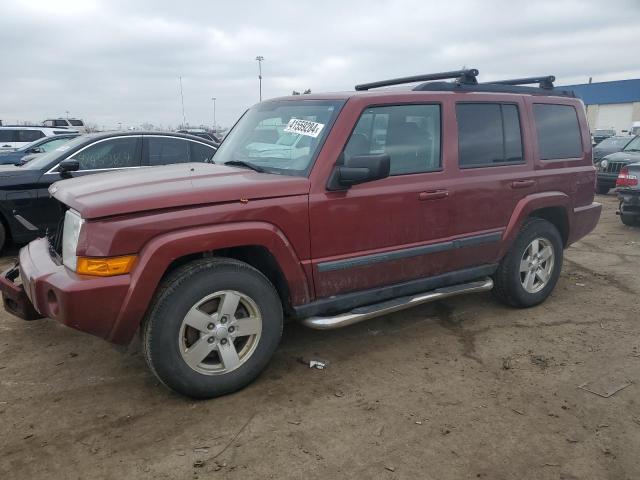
(287, 420, 301, 425)
(309, 359, 328, 369)
(502, 357, 513, 370)
(384, 465, 396, 472)
(530, 355, 549, 368)
(193, 460, 205, 468)
(511, 409, 525, 415)
(578, 375, 633, 398)
(296, 356, 329, 369)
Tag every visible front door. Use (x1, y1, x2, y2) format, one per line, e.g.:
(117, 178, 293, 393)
(309, 103, 451, 298)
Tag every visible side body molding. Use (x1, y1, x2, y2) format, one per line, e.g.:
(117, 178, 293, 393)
(107, 221, 309, 344)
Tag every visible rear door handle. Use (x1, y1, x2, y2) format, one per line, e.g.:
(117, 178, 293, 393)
(511, 180, 536, 189)
(419, 190, 449, 201)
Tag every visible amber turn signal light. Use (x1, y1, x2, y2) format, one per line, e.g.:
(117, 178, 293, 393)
(76, 255, 137, 276)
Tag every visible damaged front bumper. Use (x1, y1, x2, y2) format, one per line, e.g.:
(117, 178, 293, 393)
(0, 237, 130, 339)
(0, 264, 44, 321)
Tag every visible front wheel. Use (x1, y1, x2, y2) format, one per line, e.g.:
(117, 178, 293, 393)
(143, 258, 283, 398)
(493, 218, 563, 308)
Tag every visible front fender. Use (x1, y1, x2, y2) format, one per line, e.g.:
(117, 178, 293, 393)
(499, 192, 571, 257)
(107, 221, 309, 344)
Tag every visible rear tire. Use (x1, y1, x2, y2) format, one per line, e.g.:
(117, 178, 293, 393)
(596, 184, 609, 195)
(493, 218, 563, 308)
(0, 223, 5, 252)
(620, 213, 638, 226)
(143, 258, 283, 399)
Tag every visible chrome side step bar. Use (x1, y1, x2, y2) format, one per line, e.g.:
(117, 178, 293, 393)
(300, 277, 493, 330)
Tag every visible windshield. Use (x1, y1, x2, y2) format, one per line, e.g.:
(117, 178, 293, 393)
(213, 99, 344, 175)
(623, 136, 640, 152)
(23, 135, 90, 170)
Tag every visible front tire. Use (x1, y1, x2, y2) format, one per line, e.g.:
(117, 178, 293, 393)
(493, 218, 563, 308)
(143, 258, 283, 399)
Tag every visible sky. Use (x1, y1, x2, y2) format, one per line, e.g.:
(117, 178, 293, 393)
(1, 0, 639, 130)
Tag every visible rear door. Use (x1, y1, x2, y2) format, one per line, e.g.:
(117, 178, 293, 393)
(445, 99, 535, 272)
(0, 130, 17, 149)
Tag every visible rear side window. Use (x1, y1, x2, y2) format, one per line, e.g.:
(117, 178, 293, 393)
(457, 103, 523, 168)
(69, 120, 84, 126)
(191, 141, 216, 163)
(343, 104, 441, 175)
(54, 119, 68, 127)
(147, 137, 190, 165)
(533, 104, 582, 160)
(18, 130, 45, 142)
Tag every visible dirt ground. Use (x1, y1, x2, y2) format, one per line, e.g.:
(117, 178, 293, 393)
(1, 194, 639, 480)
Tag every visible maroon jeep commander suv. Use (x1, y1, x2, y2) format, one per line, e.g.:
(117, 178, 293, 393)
(1, 69, 601, 398)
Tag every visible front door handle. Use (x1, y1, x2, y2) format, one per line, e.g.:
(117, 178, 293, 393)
(511, 179, 536, 189)
(419, 190, 449, 201)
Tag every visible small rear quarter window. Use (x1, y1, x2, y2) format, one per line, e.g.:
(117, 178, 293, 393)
(533, 104, 582, 160)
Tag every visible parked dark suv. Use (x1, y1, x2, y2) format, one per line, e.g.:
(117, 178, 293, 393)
(596, 135, 640, 194)
(1, 69, 601, 399)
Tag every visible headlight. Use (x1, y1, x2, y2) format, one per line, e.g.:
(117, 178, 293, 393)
(600, 159, 608, 169)
(62, 209, 84, 271)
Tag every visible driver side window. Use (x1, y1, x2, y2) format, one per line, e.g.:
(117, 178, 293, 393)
(73, 137, 139, 170)
(343, 104, 441, 175)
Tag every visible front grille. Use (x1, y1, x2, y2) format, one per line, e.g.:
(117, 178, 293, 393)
(604, 162, 625, 174)
(47, 200, 68, 257)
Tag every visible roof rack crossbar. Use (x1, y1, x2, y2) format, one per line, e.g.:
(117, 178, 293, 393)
(487, 75, 556, 89)
(355, 68, 479, 91)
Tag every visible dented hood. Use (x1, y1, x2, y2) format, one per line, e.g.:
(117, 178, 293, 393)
(50, 162, 310, 219)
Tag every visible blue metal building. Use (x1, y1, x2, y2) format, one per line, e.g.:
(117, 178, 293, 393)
(562, 79, 640, 134)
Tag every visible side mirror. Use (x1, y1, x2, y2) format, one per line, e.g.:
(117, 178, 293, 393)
(28, 146, 43, 154)
(327, 154, 390, 190)
(58, 159, 80, 175)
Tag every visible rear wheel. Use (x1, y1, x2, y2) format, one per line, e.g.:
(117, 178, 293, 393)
(143, 258, 283, 398)
(620, 213, 639, 226)
(596, 184, 610, 195)
(493, 218, 563, 308)
(0, 223, 5, 252)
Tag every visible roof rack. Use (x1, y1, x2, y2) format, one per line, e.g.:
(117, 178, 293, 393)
(487, 75, 556, 89)
(356, 69, 575, 98)
(355, 69, 479, 91)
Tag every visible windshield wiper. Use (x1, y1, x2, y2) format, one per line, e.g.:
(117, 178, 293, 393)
(224, 160, 265, 173)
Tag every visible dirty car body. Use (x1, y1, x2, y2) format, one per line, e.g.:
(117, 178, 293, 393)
(0, 69, 602, 398)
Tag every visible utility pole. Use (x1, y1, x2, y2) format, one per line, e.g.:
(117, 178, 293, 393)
(255, 56, 264, 101)
(179, 76, 186, 128)
(65, 110, 69, 119)
(211, 97, 217, 131)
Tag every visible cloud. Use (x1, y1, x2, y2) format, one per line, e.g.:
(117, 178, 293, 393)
(1, 0, 638, 129)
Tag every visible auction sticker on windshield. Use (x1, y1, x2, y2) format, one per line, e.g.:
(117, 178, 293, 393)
(283, 118, 325, 138)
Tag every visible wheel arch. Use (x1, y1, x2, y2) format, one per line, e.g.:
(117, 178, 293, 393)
(107, 221, 311, 345)
(500, 192, 572, 257)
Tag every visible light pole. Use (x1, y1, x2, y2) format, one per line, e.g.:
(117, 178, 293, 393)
(65, 110, 70, 119)
(255, 55, 264, 101)
(211, 97, 217, 132)
(179, 76, 186, 128)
